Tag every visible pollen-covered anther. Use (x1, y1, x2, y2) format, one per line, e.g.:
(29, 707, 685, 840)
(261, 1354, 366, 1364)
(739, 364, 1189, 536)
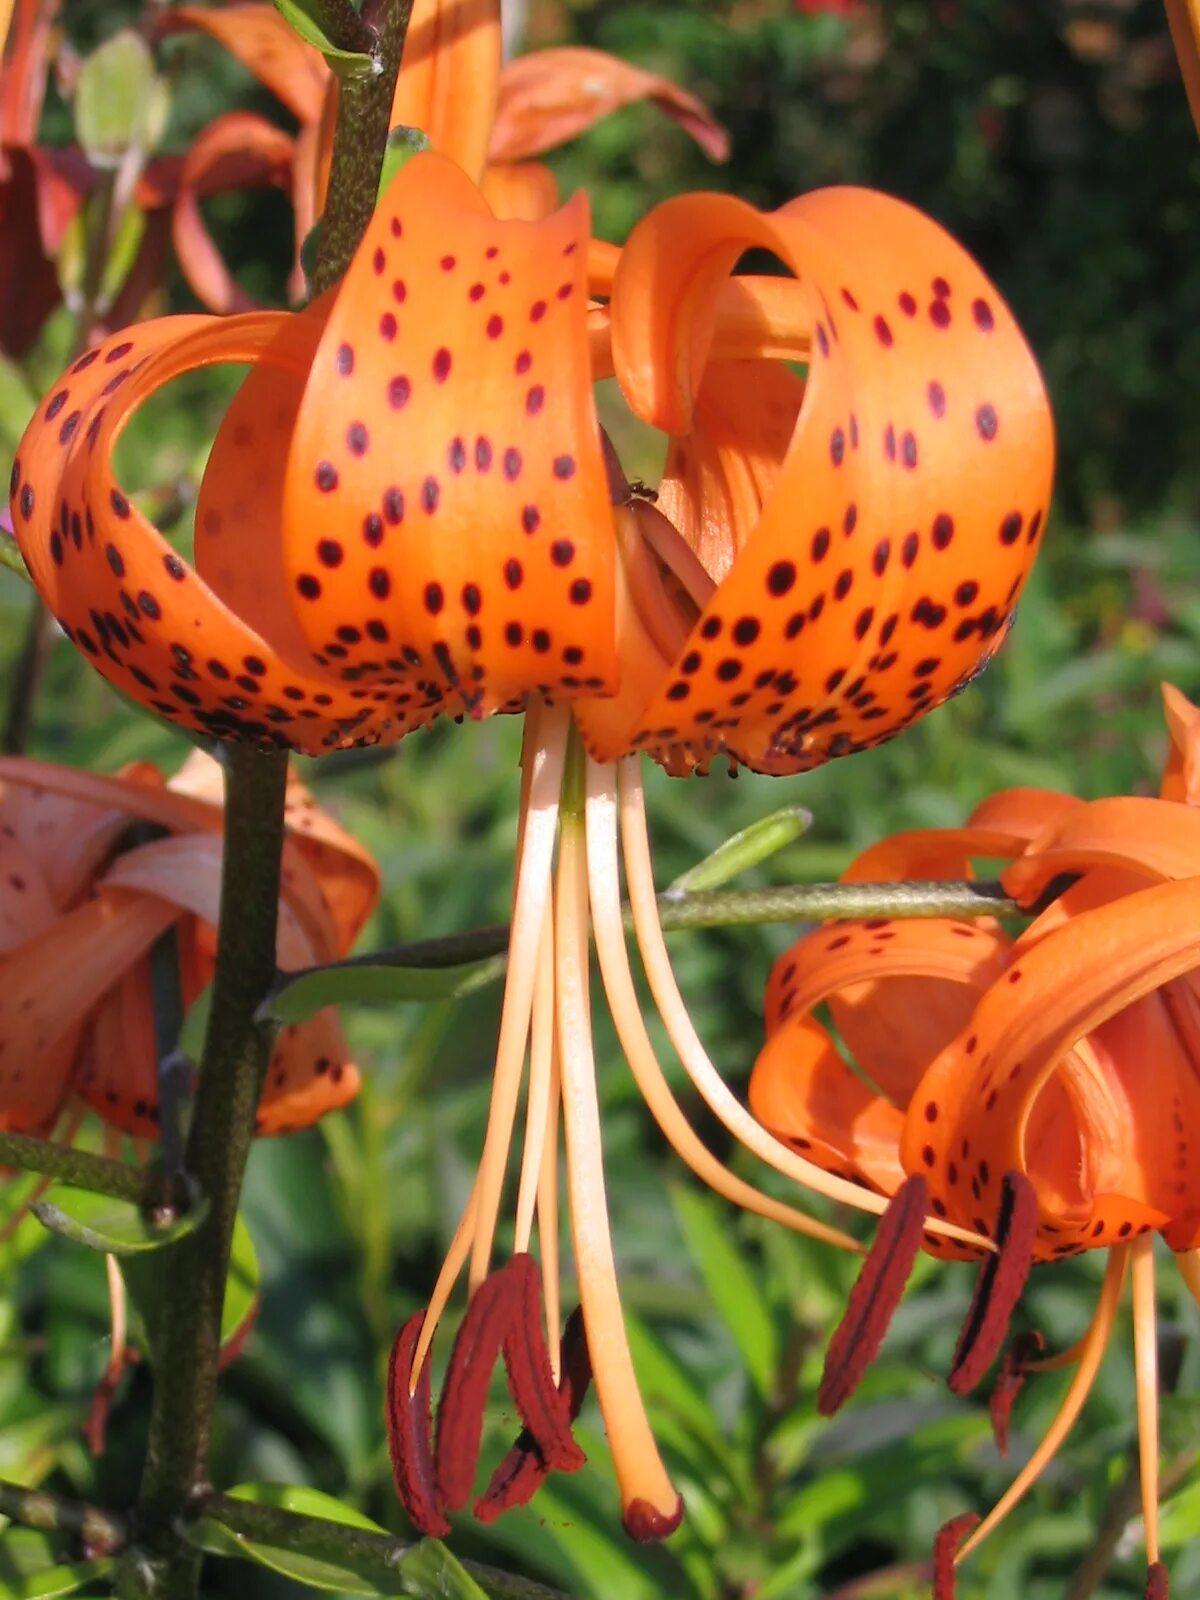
(988, 1328, 1045, 1456)
(948, 1170, 1038, 1395)
(388, 1255, 587, 1533)
(386, 1311, 448, 1537)
(476, 1306, 593, 1521)
(933, 1513, 981, 1600)
(819, 1173, 930, 1414)
(1146, 1561, 1170, 1599)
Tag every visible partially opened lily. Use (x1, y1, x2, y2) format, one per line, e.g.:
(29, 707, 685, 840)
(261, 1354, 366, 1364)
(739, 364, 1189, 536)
(0, 748, 379, 1138)
(10, 140, 1052, 1534)
(750, 684, 1200, 1597)
(157, 0, 727, 310)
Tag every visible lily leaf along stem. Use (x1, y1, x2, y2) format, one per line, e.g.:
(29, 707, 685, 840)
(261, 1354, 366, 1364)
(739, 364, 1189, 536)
(265, 878, 1021, 1005)
(122, 13, 411, 1584)
(194, 1494, 574, 1600)
(0, 1129, 190, 1208)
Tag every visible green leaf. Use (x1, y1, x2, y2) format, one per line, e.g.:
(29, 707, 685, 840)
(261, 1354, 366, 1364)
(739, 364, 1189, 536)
(378, 126, 433, 197)
(74, 31, 161, 166)
(670, 1185, 780, 1402)
(0, 1560, 113, 1598)
(393, 1540, 490, 1600)
(220, 1215, 261, 1358)
(265, 953, 505, 1024)
(225, 1481, 387, 1531)
(31, 1186, 209, 1255)
(272, 0, 378, 76)
(668, 805, 812, 893)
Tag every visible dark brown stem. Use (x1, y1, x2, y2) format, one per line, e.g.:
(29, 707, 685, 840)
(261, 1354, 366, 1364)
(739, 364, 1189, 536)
(0, 1475, 127, 1556)
(312, 0, 414, 294)
(124, 747, 288, 1598)
(307, 0, 375, 52)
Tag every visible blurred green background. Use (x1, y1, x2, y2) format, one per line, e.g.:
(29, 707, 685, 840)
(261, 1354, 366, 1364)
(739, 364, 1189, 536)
(3, 2, 1200, 1597)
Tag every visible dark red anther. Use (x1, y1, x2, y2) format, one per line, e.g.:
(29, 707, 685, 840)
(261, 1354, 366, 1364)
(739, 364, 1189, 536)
(948, 1171, 1038, 1396)
(386, 1312, 450, 1536)
(1146, 1561, 1170, 1599)
(500, 1255, 585, 1473)
(988, 1328, 1044, 1456)
(477, 1306, 592, 1522)
(435, 1265, 520, 1510)
(623, 1494, 685, 1543)
(819, 1175, 930, 1415)
(933, 1512, 980, 1599)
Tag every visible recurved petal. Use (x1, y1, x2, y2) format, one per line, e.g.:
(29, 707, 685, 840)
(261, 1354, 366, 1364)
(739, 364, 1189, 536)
(0, 891, 177, 1131)
(276, 151, 617, 718)
(489, 46, 729, 165)
(594, 185, 1053, 773)
(257, 1010, 360, 1134)
(1003, 797, 1200, 906)
(156, 3, 328, 124)
(9, 315, 420, 753)
(390, 0, 501, 182)
(765, 915, 1010, 1109)
(900, 878, 1200, 1253)
(169, 112, 296, 315)
(1165, 0, 1200, 142)
(1160, 682, 1200, 805)
(843, 824, 1034, 884)
(750, 1012, 905, 1195)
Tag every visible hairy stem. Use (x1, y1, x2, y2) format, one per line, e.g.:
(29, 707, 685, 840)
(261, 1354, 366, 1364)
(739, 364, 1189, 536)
(307, 0, 375, 52)
(121, 5, 413, 1588)
(267, 878, 1021, 1006)
(0, 1129, 188, 1208)
(0, 1475, 128, 1556)
(124, 747, 288, 1597)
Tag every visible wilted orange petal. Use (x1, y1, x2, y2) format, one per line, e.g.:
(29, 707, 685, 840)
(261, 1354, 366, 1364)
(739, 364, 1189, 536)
(170, 112, 296, 315)
(157, 3, 328, 124)
(0, 891, 177, 1131)
(276, 151, 617, 719)
(490, 46, 729, 165)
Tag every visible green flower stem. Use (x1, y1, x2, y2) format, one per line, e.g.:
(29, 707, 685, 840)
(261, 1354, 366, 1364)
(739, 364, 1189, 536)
(192, 1494, 574, 1600)
(313, 0, 415, 295)
(268, 877, 1020, 1000)
(0, 1129, 185, 1208)
(0, 1474, 127, 1556)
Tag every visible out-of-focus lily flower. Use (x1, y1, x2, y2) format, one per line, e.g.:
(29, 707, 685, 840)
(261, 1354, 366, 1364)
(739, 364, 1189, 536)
(10, 136, 1052, 1536)
(0, 748, 379, 1138)
(750, 684, 1200, 1599)
(0, 0, 92, 354)
(156, 0, 727, 310)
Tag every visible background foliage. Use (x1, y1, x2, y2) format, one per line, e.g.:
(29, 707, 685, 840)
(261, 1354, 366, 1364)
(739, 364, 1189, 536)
(3, 2, 1200, 1597)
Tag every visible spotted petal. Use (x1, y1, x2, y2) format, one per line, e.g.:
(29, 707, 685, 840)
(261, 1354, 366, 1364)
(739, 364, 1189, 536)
(274, 151, 617, 720)
(585, 185, 1054, 774)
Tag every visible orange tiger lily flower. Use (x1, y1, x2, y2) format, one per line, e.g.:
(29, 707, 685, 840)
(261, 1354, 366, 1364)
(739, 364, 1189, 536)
(157, 0, 727, 311)
(751, 684, 1200, 1598)
(10, 145, 1051, 1536)
(0, 748, 378, 1139)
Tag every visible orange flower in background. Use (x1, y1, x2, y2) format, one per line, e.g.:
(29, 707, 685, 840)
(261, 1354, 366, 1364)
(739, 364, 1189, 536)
(750, 683, 1200, 1598)
(9, 124, 1053, 1536)
(0, 749, 379, 1139)
(156, 0, 728, 310)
